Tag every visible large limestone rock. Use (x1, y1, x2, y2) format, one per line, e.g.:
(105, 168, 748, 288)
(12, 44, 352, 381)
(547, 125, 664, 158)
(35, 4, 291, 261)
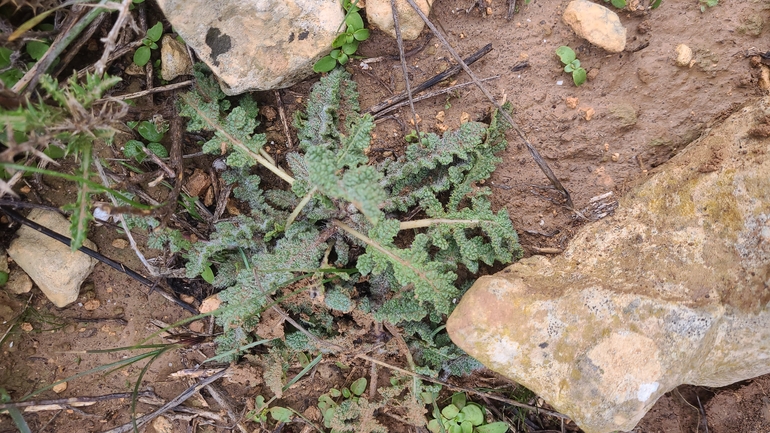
(562, 0, 626, 53)
(155, 0, 345, 94)
(7, 209, 98, 307)
(366, 0, 433, 41)
(447, 97, 770, 433)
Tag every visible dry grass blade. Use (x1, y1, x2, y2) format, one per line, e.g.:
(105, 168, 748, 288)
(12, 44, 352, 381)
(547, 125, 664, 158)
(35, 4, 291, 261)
(102, 369, 228, 433)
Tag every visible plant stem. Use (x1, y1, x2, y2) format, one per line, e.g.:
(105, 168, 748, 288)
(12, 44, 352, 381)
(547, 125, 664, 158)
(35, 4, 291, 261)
(180, 94, 295, 185)
(285, 186, 317, 230)
(399, 218, 480, 230)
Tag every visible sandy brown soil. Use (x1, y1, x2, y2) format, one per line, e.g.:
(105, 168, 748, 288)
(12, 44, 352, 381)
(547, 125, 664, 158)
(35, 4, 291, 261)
(2, 0, 770, 432)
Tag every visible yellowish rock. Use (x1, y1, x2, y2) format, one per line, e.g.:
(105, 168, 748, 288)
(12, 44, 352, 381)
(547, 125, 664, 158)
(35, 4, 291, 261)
(448, 96, 770, 433)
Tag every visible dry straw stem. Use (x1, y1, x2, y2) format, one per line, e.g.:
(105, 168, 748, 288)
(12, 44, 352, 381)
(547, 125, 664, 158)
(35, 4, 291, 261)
(102, 368, 228, 433)
(402, 0, 573, 208)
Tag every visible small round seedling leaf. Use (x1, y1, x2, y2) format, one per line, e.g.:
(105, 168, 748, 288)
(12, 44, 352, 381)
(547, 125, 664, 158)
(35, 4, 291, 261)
(341, 41, 359, 56)
(1, 69, 23, 87)
(0, 47, 12, 68)
(137, 120, 166, 142)
(451, 393, 467, 410)
(200, 263, 215, 283)
(461, 420, 473, 433)
(342, 387, 351, 398)
(254, 395, 267, 412)
(449, 424, 463, 433)
(573, 68, 587, 86)
(427, 419, 442, 433)
(149, 42, 158, 50)
(460, 405, 484, 426)
(332, 33, 347, 48)
(0, 271, 8, 286)
(329, 388, 342, 398)
(555, 45, 576, 64)
(611, 0, 626, 8)
(43, 145, 65, 159)
(269, 407, 293, 423)
(350, 377, 367, 396)
(353, 28, 370, 41)
(564, 64, 574, 73)
(147, 21, 163, 42)
(337, 52, 349, 65)
(123, 140, 146, 162)
(345, 12, 364, 31)
(442, 404, 460, 419)
(147, 142, 168, 158)
(475, 421, 510, 433)
(133, 46, 151, 66)
(26, 40, 49, 61)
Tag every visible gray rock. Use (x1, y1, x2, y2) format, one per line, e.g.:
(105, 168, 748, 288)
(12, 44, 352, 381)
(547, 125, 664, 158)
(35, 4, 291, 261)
(562, 0, 626, 53)
(155, 0, 345, 94)
(366, 0, 433, 41)
(447, 96, 770, 433)
(160, 34, 192, 81)
(7, 209, 98, 307)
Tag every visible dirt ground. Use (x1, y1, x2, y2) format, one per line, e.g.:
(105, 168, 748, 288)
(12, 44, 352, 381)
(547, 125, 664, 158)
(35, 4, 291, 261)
(1, 0, 770, 432)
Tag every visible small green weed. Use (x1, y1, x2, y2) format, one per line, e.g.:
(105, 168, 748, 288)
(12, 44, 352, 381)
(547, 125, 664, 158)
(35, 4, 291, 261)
(123, 119, 169, 162)
(318, 377, 368, 430)
(556, 46, 586, 87)
(699, 0, 718, 12)
(428, 393, 508, 433)
(313, 0, 370, 72)
(133, 21, 163, 67)
(603, 0, 626, 8)
(0, 72, 134, 249)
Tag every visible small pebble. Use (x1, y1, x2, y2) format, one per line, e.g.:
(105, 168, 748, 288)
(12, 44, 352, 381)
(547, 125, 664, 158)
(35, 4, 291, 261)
(611, 153, 620, 162)
(675, 44, 693, 67)
(111, 239, 129, 249)
(565, 97, 579, 109)
(83, 299, 100, 311)
(53, 382, 68, 393)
